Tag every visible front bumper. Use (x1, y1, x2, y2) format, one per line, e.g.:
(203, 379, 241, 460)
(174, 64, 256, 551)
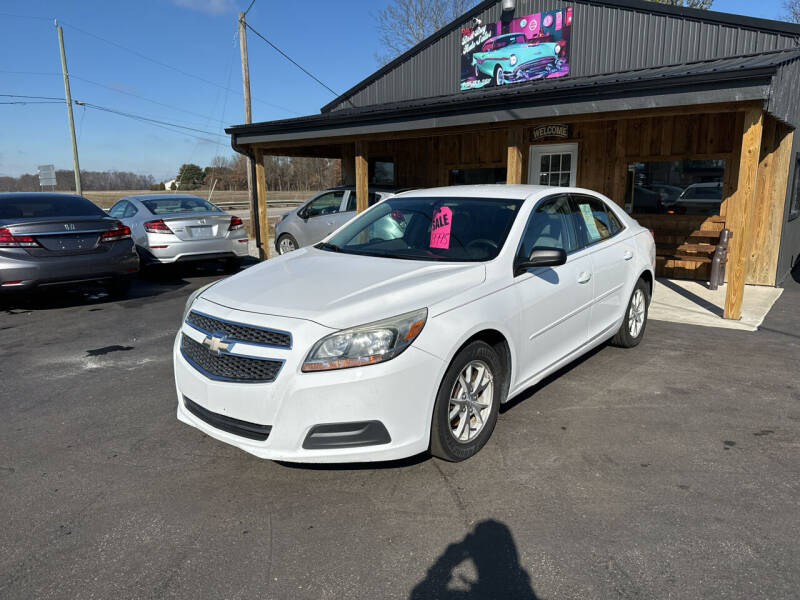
(0, 242, 139, 292)
(173, 299, 444, 463)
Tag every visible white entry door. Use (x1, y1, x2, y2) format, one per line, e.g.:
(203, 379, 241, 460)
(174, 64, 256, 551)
(529, 143, 578, 187)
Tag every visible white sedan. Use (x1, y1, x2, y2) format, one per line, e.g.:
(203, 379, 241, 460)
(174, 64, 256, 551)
(174, 185, 655, 463)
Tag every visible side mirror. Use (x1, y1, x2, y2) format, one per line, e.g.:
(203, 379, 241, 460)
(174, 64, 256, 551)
(298, 208, 308, 220)
(514, 247, 567, 276)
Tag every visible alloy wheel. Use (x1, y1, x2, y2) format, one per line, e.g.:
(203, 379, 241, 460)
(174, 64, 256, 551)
(448, 360, 494, 443)
(628, 288, 646, 338)
(279, 237, 297, 254)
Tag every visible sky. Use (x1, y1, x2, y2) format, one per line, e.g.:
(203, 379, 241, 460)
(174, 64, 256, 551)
(0, 0, 794, 182)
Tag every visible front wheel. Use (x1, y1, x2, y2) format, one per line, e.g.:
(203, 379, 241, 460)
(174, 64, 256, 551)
(430, 341, 504, 462)
(277, 233, 298, 255)
(611, 279, 650, 348)
(494, 66, 505, 86)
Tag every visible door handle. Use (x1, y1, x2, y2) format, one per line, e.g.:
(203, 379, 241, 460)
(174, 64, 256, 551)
(577, 272, 592, 284)
(623, 250, 634, 261)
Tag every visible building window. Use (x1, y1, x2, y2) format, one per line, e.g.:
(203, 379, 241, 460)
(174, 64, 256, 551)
(449, 167, 506, 185)
(789, 154, 800, 221)
(538, 153, 572, 186)
(370, 158, 395, 186)
(626, 159, 726, 216)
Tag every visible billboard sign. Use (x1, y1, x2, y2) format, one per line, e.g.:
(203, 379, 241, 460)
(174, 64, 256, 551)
(460, 7, 572, 91)
(38, 164, 57, 187)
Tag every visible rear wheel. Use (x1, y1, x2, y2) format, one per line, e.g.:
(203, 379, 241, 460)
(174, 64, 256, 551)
(611, 278, 650, 348)
(278, 234, 298, 255)
(430, 341, 503, 462)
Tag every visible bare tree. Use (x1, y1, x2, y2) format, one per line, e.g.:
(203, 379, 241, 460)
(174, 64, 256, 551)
(785, 0, 800, 22)
(647, 0, 714, 9)
(374, 0, 478, 64)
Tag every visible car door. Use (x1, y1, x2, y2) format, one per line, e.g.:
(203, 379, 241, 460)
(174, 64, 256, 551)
(299, 190, 346, 245)
(512, 194, 593, 386)
(570, 194, 636, 340)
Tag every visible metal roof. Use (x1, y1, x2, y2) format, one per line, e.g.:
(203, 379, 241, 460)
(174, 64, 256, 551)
(321, 0, 800, 114)
(228, 48, 800, 145)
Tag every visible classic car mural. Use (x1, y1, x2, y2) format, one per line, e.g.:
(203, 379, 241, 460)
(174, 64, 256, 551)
(460, 8, 572, 91)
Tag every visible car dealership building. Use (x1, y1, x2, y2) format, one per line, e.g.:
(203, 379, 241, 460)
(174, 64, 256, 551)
(228, 0, 800, 320)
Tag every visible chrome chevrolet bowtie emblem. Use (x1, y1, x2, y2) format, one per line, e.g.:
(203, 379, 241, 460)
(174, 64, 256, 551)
(202, 332, 232, 355)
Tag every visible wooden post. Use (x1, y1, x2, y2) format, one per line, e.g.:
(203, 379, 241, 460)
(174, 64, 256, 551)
(253, 148, 270, 260)
(341, 147, 355, 186)
(724, 108, 764, 320)
(507, 127, 524, 185)
(355, 140, 369, 213)
(238, 12, 256, 236)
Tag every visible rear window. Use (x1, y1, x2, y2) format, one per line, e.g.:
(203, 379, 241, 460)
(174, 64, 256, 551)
(0, 196, 105, 219)
(141, 197, 220, 215)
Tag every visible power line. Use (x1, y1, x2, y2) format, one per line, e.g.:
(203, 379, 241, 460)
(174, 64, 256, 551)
(0, 93, 64, 101)
(0, 100, 63, 105)
(243, 0, 257, 15)
(78, 102, 227, 138)
(70, 75, 226, 124)
(245, 22, 340, 98)
(59, 20, 300, 115)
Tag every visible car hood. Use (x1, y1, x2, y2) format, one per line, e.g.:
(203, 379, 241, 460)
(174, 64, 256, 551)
(202, 247, 486, 329)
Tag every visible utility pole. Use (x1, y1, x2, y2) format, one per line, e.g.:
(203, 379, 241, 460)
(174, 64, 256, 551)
(239, 11, 262, 258)
(55, 20, 82, 195)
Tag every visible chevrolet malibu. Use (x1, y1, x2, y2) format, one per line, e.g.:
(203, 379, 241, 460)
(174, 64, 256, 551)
(175, 185, 655, 463)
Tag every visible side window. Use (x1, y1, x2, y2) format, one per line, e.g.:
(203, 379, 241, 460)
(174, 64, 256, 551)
(123, 203, 138, 218)
(108, 201, 126, 218)
(571, 195, 613, 244)
(345, 192, 380, 212)
(517, 194, 578, 260)
(306, 191, 344, 218)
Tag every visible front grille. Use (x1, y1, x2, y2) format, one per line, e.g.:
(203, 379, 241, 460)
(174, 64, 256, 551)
(181, 335, 283, 383)
(186, 310, 291, 348)
(183, 396, 271, 441)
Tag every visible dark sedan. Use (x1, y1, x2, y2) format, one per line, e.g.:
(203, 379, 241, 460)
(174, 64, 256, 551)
(0, 193, 139, 296)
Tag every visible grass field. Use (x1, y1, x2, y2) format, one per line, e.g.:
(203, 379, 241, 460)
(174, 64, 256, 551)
(80, 189, 317, 209)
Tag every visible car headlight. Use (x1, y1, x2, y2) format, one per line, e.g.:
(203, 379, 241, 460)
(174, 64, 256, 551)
(302, 308, 427, 372)
(554, 44, 562, 55)
(509, 54, 517, 66)
(181, 281, 220, 324)
(276, 213, 289, 226)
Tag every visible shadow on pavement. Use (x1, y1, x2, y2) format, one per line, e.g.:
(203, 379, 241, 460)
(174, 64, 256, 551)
(410, 519, 539, 600)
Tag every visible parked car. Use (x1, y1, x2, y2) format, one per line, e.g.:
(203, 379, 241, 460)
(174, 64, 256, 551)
(674, 182, 723, 215)
(274, 186, 397, 255)
(109, 194, 249, 270)
(0, 192, 139, 296)
(472, 33, 563, 86)
(175, 185, 655, 463)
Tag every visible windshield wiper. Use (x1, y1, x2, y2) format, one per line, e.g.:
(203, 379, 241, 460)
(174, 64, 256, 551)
(316, 242, 342, 253)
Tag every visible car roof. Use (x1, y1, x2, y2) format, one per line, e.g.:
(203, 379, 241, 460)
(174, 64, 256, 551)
(0, 192, 88, 201)
(122, 194, 209, 201)
(392, 184, 572, 200)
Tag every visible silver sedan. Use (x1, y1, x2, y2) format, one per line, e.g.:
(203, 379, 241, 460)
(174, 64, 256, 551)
(109, 194, 249, 269)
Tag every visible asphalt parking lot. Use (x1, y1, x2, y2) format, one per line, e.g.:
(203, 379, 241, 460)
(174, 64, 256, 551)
(1, 263, 799, 600)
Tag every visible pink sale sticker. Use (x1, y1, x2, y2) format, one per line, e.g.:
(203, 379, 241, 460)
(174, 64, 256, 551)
(430, 206, 453, 249)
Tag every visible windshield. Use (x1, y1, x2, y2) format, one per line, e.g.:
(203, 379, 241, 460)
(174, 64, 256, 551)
(321, 196, 523, 262)
(141, 196, 221, 215)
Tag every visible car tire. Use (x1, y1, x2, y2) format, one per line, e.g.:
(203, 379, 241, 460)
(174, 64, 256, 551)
(430, 341, 504, 462)
(611, 278, 650, 348)
(277, 233, 299, 255)
(494, 66, 504, 86)
(105, 276, 132, 298)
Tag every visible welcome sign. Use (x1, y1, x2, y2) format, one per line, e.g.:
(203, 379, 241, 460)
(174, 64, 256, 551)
(460, 8, 572, 91)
